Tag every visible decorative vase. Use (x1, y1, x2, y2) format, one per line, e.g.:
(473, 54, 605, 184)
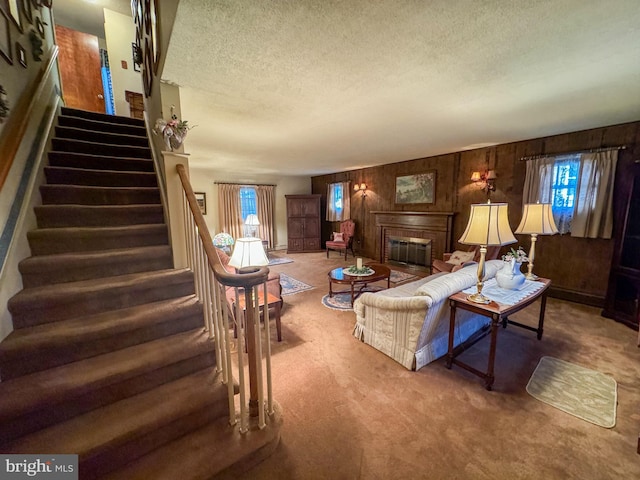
(495, 258, 526, 290)
(169, 133, 184, 151)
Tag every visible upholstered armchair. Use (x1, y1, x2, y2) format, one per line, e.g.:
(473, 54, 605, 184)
(431, 245, 501, 274)
(326, 219, 356, 260)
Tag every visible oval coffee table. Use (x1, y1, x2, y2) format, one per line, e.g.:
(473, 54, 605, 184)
(328, 264, 391, 307)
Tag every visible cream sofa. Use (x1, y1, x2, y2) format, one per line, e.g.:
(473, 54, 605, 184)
(353, 260, 503, 370)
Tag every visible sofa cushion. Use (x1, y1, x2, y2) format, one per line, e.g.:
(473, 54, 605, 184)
(446, 250, 475, 265)
(413, 260, 503, 301)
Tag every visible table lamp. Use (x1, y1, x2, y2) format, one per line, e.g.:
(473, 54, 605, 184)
(244, 214, 260, 238)
(459, 202, 517, 304)
(229, 237, 269, 270)
(515, 203, 558, 280)
(212, 232, 235, 254)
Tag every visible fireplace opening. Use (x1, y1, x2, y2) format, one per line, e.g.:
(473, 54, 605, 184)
(387, 236, 432, 271)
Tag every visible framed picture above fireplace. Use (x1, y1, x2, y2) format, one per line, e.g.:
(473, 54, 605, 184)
(395, 172, 436, 205)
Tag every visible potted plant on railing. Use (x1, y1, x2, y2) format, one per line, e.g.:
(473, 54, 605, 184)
(153, 107, 195, 151)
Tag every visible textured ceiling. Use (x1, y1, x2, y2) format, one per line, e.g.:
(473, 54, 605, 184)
(164, 2, 637, 175)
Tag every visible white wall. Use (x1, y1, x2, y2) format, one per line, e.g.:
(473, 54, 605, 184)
(103, 9, 142, 116)
(188, 169, 311, 251)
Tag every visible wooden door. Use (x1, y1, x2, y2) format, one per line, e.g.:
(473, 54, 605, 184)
(125, 91, 144, 119)
(56, 25, 105, 113)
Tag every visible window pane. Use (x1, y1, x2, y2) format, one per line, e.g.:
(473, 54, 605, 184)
(550, 154, 580, 233)
(240, 187, 257, 220)
(334, 185, 343, 212)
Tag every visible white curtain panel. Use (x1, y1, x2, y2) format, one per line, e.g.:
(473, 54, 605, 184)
(571, 150, 618, 239)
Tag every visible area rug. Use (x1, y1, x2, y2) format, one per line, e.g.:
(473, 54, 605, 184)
(268, 256, 294, 266)
(321, 287, 384, 311)
(279, 273, 314, 296)
(390, 270, 418, 284)
(526, 356, 617, 428)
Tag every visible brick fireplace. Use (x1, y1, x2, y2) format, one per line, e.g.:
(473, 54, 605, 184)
(372, 211, 454, 269)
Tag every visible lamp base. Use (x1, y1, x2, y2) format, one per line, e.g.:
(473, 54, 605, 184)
(524, 272, 538, 281)
(466, 292, 491, 304)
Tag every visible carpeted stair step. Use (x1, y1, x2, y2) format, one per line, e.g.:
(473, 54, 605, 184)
(3, 368, 229, 480)
(8, 268, 195, 328)
(0, 330, 217, 446)
(103, 403, 283, 480)
(61, 107, 145, 128)
(34, 204, 165, 229)
(27, 223, 169, 255)
(0, 295, 204, 380)
(52, 138, 151, 159)
(44, 166, 158, 187)
(40, 184, 161, 205)
(48, 151, 154, 172)
(58, 115, 147, 137)
(55, 125, 150, 148)
(18, 245, 173, 287)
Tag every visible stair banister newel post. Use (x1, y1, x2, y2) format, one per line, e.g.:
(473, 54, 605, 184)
(175, 164, 275, 432)
(244, 285, 260, 418)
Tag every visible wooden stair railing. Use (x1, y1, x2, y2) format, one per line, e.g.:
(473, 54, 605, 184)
(176, 164, 275, 432)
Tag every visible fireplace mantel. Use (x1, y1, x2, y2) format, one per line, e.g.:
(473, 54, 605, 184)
(372, 211, 455, 266)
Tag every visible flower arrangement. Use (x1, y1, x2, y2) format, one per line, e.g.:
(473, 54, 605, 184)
(346, 265, 373, 275)
(502, 247, 529, 263)
(153, 106, 195, 150)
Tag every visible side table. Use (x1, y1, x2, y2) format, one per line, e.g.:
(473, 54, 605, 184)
(445, 278, 551, 390)
(234, 290, 282, 343)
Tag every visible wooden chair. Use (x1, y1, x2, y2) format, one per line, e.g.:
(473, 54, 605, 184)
(326, 219, 356, 260)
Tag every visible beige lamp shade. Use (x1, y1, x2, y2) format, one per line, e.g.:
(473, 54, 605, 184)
(229, 237, 269, 268)
(515, 203, 559, 235)
(459, 202, 517, 246)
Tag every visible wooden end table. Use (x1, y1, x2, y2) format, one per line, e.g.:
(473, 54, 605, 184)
(234, 290, 282, 342)
(445, 278, 551, 390)
(328, 264, 391, 306)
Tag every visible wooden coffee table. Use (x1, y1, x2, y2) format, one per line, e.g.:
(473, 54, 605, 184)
(328, 263, 391, 306)
(233, 290, 282, 342)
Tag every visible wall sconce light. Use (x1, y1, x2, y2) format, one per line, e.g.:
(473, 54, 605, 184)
(354, 183, 367, 197)
(471, 170, 497, 196)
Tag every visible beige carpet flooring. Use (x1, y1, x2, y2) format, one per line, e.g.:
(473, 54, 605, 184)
(235, 252, 640, 480)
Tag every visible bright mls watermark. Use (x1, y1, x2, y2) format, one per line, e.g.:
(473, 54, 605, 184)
(1, 455, 78, 479)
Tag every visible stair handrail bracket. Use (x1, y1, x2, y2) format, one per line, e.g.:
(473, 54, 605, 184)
(175, 164, 277, 433)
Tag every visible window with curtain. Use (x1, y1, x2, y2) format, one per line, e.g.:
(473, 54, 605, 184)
(522, 150, 618, 238)
(217, 184, 276, 248)
(326, 182, 351, 222)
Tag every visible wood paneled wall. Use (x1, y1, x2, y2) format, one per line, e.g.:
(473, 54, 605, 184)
(312, 121, 640, 305)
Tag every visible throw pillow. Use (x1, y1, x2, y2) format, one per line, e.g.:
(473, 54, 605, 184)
(445, 250, 475, 266)
(333, 232, 344, 242)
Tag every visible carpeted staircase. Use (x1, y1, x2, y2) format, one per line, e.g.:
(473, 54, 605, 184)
(0, 108, 243, 479)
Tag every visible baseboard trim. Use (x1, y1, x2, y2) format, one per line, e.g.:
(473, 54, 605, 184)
(548, 286, 604, 308)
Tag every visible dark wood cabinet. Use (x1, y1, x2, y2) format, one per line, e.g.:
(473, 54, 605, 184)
(286, 195, 322, 253)
(603, 160, 640, 330)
